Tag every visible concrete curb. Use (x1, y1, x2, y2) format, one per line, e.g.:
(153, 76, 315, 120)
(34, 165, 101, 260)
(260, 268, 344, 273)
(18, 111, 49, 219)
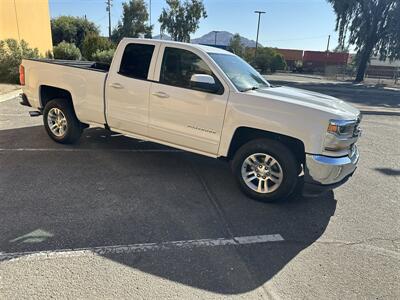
(0, 89, 22, 103)
(356, 105, 400, 116)
(360, 110, 400, 116)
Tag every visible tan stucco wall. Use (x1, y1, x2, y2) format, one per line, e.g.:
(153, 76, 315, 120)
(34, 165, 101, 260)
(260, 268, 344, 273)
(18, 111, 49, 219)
(0, 0, 53, 54)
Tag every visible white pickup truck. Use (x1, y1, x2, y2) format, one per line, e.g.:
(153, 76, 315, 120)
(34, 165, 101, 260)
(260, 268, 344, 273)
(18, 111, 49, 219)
(20, 38, 361, 202)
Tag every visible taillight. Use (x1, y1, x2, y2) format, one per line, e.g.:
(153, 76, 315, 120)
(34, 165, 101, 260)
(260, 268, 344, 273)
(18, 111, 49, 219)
(19, 64, 25, 86)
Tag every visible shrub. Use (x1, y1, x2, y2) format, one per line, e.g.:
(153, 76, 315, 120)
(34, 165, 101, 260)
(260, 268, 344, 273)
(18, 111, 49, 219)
(0, 39, 40, 83)
(82, 34, 114, 60)
(270, 54, 286, 73)
(45, 50, 54, 59)
(53, 41, 82, 60)
(91, 49, 115, 64)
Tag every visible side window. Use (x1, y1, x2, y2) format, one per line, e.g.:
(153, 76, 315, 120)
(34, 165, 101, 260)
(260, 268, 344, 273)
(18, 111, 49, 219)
(119, 43, 155, 80)
(160, 47, 222, 93)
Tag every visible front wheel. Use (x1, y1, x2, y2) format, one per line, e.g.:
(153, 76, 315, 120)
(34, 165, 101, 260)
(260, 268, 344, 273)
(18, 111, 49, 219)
(231, 139, 299, 202)
(43, 99, 82, 144)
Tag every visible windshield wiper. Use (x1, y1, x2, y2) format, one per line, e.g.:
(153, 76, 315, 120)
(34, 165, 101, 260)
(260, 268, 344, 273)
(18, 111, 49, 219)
(241, 86, 260, 92)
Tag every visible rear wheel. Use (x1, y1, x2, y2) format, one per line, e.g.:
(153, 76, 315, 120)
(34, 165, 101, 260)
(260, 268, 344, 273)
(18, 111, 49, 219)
(232, 139, 299, 202)
(43, 99, 82, 144)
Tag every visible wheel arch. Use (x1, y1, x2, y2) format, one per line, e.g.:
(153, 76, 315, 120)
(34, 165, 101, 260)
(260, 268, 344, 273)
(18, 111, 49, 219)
(39, 85, 73, 109)
(226, 127, 306, 165)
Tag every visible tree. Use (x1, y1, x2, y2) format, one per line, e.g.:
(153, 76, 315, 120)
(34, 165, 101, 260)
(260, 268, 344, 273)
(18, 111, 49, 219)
(51, 16, 99, 50)
(111, 0, 152, 43)
(243, 47, 286, 74)
(159, 0, 207, 42)
(327, 0, 400, 82)
(82, 33, 114, 60)
(333, 44, 349, 53)
(229, 33, 244, 57)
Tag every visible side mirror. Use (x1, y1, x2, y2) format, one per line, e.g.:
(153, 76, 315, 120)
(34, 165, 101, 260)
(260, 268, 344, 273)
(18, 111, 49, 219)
(190, 74, 219, 93)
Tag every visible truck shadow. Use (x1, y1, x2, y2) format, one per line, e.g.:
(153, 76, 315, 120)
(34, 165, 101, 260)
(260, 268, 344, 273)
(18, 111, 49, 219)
(269, 80, 400, 109)
(0, 126, 336, 294)
(374, 167, 400, 176)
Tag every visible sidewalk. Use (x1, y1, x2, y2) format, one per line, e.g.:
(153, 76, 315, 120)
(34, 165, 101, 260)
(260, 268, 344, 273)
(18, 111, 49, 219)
(0, 84, 22, 103)
(0, 83, 21, 94)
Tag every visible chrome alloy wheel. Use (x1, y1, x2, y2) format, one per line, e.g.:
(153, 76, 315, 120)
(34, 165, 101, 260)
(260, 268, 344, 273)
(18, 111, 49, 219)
(241, 153, 284, 194)
(47, 107, 67, 137)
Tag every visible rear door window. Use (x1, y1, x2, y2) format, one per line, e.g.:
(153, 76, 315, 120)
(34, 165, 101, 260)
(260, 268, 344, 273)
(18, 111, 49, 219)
(119, 43, 155, 80)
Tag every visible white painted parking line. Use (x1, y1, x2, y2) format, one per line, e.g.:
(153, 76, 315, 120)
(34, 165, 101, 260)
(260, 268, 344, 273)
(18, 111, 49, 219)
(0, 148, 183, 153)
(0, 234, 284, 262)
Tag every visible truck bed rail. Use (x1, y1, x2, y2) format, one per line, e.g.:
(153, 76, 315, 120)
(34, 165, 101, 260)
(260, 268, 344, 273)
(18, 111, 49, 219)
(25, 58, 110, 72)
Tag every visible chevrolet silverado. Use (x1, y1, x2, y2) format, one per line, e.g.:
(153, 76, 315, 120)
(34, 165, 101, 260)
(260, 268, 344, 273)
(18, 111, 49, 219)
(20, 38, 361, 202)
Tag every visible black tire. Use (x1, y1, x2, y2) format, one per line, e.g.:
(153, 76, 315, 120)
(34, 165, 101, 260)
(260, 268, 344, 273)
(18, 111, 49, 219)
(231, 138, 299, 203)
(43, 98, 82, 144)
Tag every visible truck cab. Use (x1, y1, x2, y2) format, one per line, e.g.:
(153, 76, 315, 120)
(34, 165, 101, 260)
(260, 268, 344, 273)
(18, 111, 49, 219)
(106, 39, 230, 156)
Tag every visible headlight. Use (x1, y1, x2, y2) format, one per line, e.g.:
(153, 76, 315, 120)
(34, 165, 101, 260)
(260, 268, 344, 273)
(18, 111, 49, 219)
(324, 118, 361, 151)
(327, 119, 357, 138)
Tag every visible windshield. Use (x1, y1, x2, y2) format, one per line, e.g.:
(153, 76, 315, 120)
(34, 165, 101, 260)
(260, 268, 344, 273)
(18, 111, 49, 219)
(208, 53, 270, 92)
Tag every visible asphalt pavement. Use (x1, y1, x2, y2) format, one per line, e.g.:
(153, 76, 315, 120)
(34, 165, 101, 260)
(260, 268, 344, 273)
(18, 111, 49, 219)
(0, 94, 399, 299)
(267, 73, 400, 114)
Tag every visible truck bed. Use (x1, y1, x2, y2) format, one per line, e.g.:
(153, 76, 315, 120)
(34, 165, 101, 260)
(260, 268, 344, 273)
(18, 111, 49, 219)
(26, 59, 110, 72)
(21, 58, 109, 126)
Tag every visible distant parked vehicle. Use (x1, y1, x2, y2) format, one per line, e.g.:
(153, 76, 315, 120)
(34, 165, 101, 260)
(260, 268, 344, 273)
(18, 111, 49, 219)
(19, 38, 361, 202)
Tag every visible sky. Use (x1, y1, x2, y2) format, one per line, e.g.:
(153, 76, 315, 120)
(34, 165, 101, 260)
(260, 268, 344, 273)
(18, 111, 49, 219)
(49, 0, 341, 51)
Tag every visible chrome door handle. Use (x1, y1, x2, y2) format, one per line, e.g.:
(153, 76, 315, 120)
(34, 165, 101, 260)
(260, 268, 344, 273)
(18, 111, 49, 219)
(110, 82, 124, 89)
(152, 91, 170, 99)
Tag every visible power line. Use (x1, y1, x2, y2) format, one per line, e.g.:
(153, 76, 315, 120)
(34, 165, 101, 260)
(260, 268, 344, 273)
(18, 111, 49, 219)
(93, 14, 108, 23)
(264, 35, 329, 42)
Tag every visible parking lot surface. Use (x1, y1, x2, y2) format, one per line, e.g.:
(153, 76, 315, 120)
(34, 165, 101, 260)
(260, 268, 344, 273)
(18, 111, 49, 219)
(0, 94, 399, 299)
(268, 74, 400, 111)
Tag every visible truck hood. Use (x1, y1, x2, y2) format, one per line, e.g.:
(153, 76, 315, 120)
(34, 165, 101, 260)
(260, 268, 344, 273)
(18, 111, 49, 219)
(250, 85, 360, 118)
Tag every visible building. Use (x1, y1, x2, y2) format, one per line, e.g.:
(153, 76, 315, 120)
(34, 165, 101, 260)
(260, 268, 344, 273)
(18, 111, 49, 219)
(367, 56, 400, 78)
(275, 48, 349, 73)
(275, 49, 303, 70)
(0, 0, 52, 54)
(348, 54, 400, 78)
(302, 51, 349, 73)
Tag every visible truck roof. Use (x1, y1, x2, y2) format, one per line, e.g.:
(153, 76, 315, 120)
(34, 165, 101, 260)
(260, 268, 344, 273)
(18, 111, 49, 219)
(121, 38, 234, 55)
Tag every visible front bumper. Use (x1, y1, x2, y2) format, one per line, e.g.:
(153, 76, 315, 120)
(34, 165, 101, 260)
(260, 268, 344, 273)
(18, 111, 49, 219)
(303, 145, 359, 196)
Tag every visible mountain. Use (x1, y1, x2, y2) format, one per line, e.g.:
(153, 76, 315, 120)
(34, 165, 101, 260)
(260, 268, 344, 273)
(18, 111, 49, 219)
(192, 31, 260, 47)
(153, 34, 172, 40)
(152, 31, 260, 48)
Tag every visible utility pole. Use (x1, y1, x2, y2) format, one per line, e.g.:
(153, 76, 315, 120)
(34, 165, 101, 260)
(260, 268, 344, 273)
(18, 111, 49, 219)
(106, 0, 112, 39)
(326, 34, 331, 52)
(325, 35, 331, 75)
(213, 31, 220, 45)
(254, 11, 266, 59)
(149, 0, 152, 29)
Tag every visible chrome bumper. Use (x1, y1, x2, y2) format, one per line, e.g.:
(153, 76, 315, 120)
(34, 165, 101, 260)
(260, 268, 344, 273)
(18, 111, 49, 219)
(304, 145, 359, 187)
